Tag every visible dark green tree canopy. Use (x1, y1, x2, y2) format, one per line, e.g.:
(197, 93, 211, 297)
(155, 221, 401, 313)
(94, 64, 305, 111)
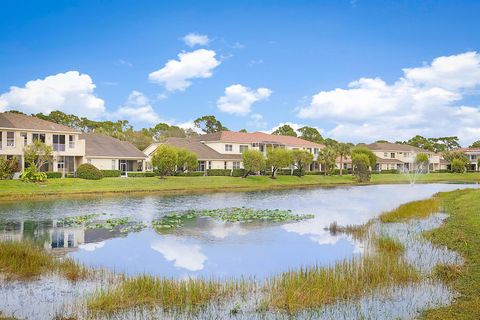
(298, 126, 323, 143)
(193, 115, 228, 133)
(272, 124, 297, 137)
(469, 140, 480, 148)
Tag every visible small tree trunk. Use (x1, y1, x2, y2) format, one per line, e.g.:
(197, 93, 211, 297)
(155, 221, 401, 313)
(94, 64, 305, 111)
(271, 168, 277, 179)
(340, 156, 343, 176)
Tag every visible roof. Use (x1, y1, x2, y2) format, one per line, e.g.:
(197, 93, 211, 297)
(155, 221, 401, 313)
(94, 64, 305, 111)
(375, 156, 404, 164)
(366, 142, 431, 154)
(80, 133, 146, 159)
(456, 148, 480, 153)
(196, 131, 324, 148)
(148, 137, 243, 160)
(0, 112, 79, 133)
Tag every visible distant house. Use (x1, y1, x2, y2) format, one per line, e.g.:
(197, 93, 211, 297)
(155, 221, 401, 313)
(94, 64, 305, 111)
(80, 133, 146, 173)
(0, 112, 146, 175)
(456, 148, 480, 171)
(365, 142, 447, 172)
(144, 131, 324, 172)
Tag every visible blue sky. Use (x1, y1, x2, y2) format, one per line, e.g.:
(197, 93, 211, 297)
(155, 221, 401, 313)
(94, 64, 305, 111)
(1, 0, 480, 145)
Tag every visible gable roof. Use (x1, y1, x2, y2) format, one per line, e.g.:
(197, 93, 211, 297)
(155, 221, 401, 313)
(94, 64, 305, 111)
(80, 133, 146, 159)
(0, 112, 79, 133)
(197, 131, 324, 148)
(366, 142, 432, 154)
(147, 137, 242, 160)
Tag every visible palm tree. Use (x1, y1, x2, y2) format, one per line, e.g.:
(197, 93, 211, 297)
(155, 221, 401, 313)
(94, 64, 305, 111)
(318, 147, 337, 176)
(336, 143, 352, 176)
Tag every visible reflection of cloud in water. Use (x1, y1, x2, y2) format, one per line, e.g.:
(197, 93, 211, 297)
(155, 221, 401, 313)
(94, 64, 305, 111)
(78, 241, 104, 252)
(209, 222, 249, 239)
(151, 237, 207, 271)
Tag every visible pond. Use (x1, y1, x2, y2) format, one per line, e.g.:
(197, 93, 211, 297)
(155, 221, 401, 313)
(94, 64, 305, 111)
(0, 183, 475, 280)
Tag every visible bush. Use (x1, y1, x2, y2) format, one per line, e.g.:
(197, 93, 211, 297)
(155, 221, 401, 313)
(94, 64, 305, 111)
(277, 169, 293, 175)
(77, 163, 103, 180)
(101, 170, 121, 177)
(21, 167, 47, 183)
(305, 171, 324, 175)
(0, 157, 19, 180)
(434, 169, 450, 173)
(207, 169, 231, 176)
(352, 153, 371, 182)
(232, 169, 246, 177)
(380, 169, 399, 174)
(45, 171, 62, 179)
(175, 171, 204, 177)
(451, 159, 466, 173)
(127, 172, 156, 177)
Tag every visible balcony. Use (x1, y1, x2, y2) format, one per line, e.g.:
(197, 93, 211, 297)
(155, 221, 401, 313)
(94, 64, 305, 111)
(69, 141, 75, 149)
(53, 143, 66, 152)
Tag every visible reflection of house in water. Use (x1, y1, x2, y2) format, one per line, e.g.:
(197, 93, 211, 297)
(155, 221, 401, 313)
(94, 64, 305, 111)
(0, 220, 126, 254)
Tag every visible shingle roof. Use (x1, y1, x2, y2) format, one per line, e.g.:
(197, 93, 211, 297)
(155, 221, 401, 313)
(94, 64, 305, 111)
(367, 142, 431, 153)
(80, 133, 146, 158)
(197, 131, 324, 148)
(457, 148, 480, 153)
(375, 156, 404, 164)
(0, 112, 79, 133)
(149, 137, 242, 160)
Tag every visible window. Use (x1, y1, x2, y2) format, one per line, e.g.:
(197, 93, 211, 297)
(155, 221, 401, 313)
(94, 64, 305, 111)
(69, 135, 75, 148)
(6, 132, 14, 147)
(314, 148, 319, 155)
(198, 161, 206, 172)
(0, 132, 2, 150)
(20, 132, 27, 146)
(57, 160, 65, 170)
(384, 152, 388, 157)
(233, 161, 241, 169)
(307, 148, 312, 153)
(32, 133, 46, 143)
(224, 161, 227, 170)
(471, 155, 477, 160)
(53, 135, 66, 151)
(208, 161, 212, 169)
(112, 160, 116, 169)
(239, 145, 249, 153)
(225, 144, 233, 152)
(259, 144, 265, 152)
(390, 152, 395, 158)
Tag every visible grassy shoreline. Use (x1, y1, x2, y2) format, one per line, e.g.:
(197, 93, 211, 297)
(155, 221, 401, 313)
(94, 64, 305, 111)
(0, 173, 479, 202)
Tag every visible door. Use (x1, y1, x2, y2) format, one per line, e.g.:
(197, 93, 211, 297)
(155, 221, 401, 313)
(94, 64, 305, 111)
(120, 160, 127, 175)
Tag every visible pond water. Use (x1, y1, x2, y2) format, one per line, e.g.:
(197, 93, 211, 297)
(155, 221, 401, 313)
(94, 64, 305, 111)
(0, 183, 475, 280)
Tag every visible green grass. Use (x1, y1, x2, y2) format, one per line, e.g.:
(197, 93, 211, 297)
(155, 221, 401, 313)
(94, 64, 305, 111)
(0, 241, 90, 281)
(0, 173, 479, 202)
(379, 197, 441, 223)
(420, 189, 480, 319)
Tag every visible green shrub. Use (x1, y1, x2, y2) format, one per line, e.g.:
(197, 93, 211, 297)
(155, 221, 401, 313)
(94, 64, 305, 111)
(433, 169, 450, 173)
(0, 157, 19, 180)
(451, 159, 466, 173)
(21, 167, 47, 183)
(77, 163, 103, 180)
(45, 172, 62, 179)
(175, 171, 204, 177)
(101, 170, 121, 177)
(305, 171, 323, 175)
(231, 169, 246, 177)
(380, 169, 399, 174)
(277, 169, 293, 175)
(207, 169, 231, 176)
(127, 172, 156, 177)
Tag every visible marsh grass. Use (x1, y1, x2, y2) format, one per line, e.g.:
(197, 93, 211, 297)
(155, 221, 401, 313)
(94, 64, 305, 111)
(326, 220, 371, 240)
(0, 241, 91, 281)
(379, 197, 440, 223)
(86, 275, 252, 315)
(263, 237, 419, 314)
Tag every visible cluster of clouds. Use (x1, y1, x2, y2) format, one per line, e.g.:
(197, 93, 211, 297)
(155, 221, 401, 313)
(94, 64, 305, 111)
(297, 51, 480, 144)
(1, 36, 480, 144)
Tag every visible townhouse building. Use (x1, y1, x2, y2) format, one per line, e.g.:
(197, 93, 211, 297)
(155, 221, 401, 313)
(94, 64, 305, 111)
(456, 148, 480, 171)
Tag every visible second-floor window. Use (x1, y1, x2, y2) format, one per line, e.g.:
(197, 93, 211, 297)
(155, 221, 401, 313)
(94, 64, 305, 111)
(69, 135, 75, 148)
(6, 132, 14, 147)
(314, 148, 319, 155)
(225, 144, 233, 152)
(20, 132, 27, 146)
(390, 152, 395, 158)
(32, 133, 46, 143)
(384, 152, 388, 157)
(239, 145, 249, 153)
(53, 134, 66, 151)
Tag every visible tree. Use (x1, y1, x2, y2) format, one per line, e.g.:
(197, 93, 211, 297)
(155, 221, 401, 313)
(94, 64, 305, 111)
(272, 124, 297, 137)
(323, 138, 339, 148)
(176, 148, 198, 172)
(432, 137, 460, 151)
(415, 153, 430, 173)
(402, 135, 435, 152)
(194, 115, 228, 133)
(376, 140, 389, 143)
(317, 147, 337, 176)
(336, 143, 351, 176)
(35, 110, 82, 129)
(352, 153, 371, 182)
(351, 146, 376, 169)
(266, 148, 291, 178)
(148, 123, 186, 141)
(124, 130, 154, 150)
(151, 145, 178, 178)
(451, 158, 466, 173)
(239, 129, 247, 133)
(291, 150, 314, 176)
(0, 157, 19, 180)
(22, 140, 53, 182)
(442, 150, 469, 173)
(298, 126, 323, 143)
(469, 140, 480, 148)
(242, 150, 265, 177)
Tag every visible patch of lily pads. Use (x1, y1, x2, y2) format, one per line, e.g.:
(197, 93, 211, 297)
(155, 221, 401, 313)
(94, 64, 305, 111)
(152, 207, 314, 230)
(59, 214, 146, 233)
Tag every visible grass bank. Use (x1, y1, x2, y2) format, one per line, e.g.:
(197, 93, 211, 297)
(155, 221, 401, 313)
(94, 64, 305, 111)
(0, 173, 479, 202)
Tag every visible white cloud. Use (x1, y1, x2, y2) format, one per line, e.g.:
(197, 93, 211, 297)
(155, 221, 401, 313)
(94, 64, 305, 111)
(0, 71, 105, 118)
(148, 49, 220, 91)
(151, 237, 207, 271)
(297, 51, 480, 145)
(115, 91, 161, 126)
(217, 84, 272, 116)
(182, 33, 210, 47)
(78, 241, 105, 252)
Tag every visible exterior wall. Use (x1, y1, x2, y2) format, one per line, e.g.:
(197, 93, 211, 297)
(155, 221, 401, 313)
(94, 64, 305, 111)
(371, 148, 441, 171)
(464, 152, 480, 171)
(84, 158, 117, 170)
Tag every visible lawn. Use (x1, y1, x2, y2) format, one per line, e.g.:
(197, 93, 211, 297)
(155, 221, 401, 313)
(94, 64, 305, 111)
(0, 173, 479, 201)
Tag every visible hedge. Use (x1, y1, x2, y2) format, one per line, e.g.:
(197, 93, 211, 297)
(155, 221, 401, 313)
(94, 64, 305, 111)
(127, 172, 157, 177)
(175, 171, 204, 177)
(101, 170, 121, 177)
(380, 169, 399, 174)
(232, 169, 245, 177)
(277, 169, 294, 175)
(45, 172, 62, 179)
(207, 169, 231, 176)
(77, 163, 103, 180)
